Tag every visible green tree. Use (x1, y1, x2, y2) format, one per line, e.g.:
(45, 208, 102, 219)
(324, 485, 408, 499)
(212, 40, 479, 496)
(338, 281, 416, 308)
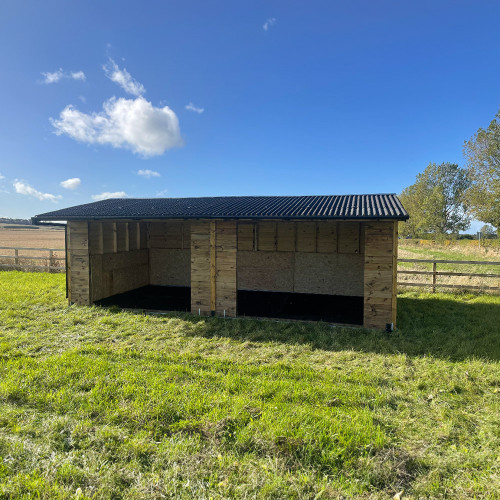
(464, 108, 500, 230)
(399, 162, 471, 237)
(480, 224, 497, 239)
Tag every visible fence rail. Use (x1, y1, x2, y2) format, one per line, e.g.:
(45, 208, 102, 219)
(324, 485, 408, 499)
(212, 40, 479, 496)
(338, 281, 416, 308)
(397, 258, 500, 292)
(0, 246, 65, 272)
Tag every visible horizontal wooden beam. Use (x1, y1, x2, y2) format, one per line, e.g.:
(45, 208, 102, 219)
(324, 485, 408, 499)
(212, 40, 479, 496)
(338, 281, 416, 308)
(398, 281, 500, 290)
(398, 270, 500, 278)
(398, 258, 500, 266)
(0, 246, 65, 252)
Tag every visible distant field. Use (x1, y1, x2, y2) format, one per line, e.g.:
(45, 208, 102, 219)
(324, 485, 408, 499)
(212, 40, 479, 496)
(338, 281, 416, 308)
(0, 226, 65, 270)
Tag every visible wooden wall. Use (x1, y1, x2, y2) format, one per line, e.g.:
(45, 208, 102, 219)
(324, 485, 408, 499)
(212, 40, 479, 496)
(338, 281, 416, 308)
(88, 221, 149, 303)
(67, 221, 90, 305)
(363, 221, 398, 329)
(191, 220, 237, 316)
(149, 221, 191, 286)
(236, 221, 364, 297)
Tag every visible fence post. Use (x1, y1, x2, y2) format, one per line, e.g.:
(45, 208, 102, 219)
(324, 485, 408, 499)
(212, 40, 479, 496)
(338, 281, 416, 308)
(14, 249, 19, 269)
(49, 250, 54, 273)
(432, 262, 437, 293)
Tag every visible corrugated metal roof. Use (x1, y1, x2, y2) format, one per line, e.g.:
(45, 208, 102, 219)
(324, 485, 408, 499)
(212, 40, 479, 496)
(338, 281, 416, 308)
(32, 194, 409, 222)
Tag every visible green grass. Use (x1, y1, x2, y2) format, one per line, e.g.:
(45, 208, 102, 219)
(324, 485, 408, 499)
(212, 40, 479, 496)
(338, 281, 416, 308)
(0, 272, 499, 498)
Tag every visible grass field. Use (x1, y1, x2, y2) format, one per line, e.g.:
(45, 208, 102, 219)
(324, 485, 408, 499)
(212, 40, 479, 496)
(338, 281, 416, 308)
(0, 272, 499, 498)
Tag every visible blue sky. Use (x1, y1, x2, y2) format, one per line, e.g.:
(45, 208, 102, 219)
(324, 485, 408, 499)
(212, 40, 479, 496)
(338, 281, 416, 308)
(0, 1, 499, 231)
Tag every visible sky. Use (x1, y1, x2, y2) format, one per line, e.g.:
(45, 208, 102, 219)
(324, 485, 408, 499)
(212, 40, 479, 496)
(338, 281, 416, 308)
(0, 1, 499, 232)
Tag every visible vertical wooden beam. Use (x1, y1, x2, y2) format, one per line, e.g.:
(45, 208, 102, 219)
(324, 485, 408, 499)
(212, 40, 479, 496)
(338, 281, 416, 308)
(191, 220, 211, 315)
(112, 222, 117, 253)
(215, 221, 237, 316)
(210, 221, 216, 314)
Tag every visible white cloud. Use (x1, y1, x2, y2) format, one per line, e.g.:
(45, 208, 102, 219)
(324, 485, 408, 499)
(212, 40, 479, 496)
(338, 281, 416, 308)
(14, 181, 61, 202)
(0, 173, 5, 180)
(137, 169, 160, 178)
(263, 18, 276, 31)
(185, 102, 204, 114)
(91, 191, 128, 201)
(156, 189, 168, 197)
(103, 58, 145, 96)
(60, 177, 81, 190)
(41, 69, 86, 84)
(71, 71, 86, 81)
(51, 96, 182, 157)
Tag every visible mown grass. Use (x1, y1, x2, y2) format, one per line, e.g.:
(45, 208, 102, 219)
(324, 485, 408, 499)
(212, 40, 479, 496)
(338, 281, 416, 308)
(0, 272, 499, 498)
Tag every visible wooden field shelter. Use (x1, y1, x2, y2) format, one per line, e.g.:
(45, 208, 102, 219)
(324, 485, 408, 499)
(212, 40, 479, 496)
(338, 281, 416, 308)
(33, 194, 409, 329)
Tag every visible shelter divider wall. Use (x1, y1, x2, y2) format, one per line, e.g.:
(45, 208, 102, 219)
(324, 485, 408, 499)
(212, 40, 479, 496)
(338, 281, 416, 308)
(363, 221, 398, 329)
(191, 220, 237, 316)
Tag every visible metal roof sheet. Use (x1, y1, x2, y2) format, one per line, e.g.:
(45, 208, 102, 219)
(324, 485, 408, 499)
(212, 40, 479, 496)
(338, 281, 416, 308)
(32, 194, 409, 222)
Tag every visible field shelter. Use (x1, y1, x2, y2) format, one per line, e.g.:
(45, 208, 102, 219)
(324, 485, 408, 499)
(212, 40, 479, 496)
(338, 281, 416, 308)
(33, 194, 409, 329)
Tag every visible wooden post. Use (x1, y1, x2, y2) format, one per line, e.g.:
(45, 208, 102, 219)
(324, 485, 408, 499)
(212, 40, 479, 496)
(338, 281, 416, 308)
(14, 248, 19, 268)
(49, 250, 54, 273)
(210, 221, 216, 314)
(432, 261, 437, 293)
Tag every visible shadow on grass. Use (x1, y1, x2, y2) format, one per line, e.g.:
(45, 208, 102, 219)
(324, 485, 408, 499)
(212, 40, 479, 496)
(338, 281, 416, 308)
(138, 295, 500, 362)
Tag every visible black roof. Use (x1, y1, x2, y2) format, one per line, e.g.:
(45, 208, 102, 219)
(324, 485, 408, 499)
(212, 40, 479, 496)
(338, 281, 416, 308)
(32, 194, 408, 222)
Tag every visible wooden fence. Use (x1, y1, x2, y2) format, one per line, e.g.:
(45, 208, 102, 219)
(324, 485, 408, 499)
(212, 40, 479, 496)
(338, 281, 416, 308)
(398, 258, 500, 292)
(0, 247, 66, 272)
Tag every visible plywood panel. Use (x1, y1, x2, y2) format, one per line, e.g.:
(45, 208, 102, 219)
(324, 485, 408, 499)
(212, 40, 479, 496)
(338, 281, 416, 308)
(338, 222, 360, 254)
(294, 253, 364, 296)
(257, 222, 276, 251)
(296, 222, 315, 252)
(237, 251, 294, 292)
(150, 249, 191, 286)
(277, 222, 295, 251)
(316, 222, 337, 253)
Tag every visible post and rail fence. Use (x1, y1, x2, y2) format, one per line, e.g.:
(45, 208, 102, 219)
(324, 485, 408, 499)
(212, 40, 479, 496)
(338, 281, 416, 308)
(0, 246, 499, 292)
(397, 258, 500, 292)
(0, 247, 66, 273)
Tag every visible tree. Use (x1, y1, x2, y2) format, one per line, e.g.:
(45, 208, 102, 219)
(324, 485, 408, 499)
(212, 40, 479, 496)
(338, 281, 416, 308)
(480, 224, 497, 239)
(399, 162, 471, 237)
(464, 108, 500, 230)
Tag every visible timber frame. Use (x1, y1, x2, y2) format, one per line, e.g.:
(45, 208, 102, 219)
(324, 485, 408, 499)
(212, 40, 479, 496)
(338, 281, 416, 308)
(65, 218, 399, 329)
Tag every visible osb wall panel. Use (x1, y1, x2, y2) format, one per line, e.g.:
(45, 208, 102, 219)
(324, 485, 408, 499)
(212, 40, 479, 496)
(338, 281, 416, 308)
(237, 251, 294, 292)
(294, 253, 364, 296)
(150, 249, 191, 287)
(68, 221, 90, 305)
(363, 221, 396, 329)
